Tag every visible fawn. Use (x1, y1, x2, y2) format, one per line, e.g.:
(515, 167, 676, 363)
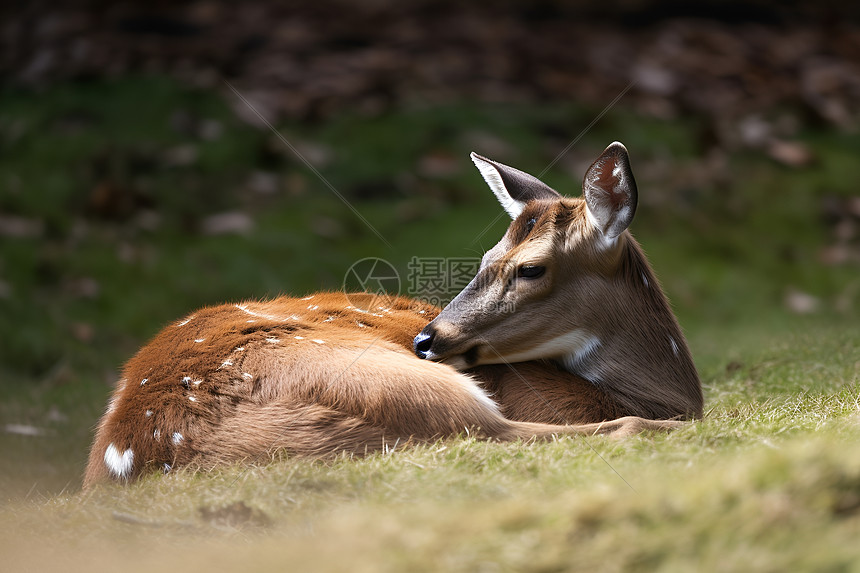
(84, 142, 701, 487)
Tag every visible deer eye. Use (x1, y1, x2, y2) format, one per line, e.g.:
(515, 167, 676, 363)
(517, 265, 545, 279)
(525, 218, 537, 233)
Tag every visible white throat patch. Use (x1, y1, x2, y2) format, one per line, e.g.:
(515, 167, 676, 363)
(501, 329, 601, 366)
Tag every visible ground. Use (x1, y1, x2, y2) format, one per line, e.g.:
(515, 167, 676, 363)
(1, 72, 859, 570)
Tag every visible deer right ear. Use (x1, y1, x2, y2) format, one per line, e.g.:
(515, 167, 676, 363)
(582, 142, 638, 241)
(471, 153, 561, 220)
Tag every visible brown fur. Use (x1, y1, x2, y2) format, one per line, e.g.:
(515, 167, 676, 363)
(417, 144, 701, 424)
(84, 292, 681, 487)
(473, 361, 624, 424)
(85, 144, 700, 487)
(422, 197, 703, 421)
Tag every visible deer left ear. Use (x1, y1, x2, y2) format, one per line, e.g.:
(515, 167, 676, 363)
(471, 152, 560, 220)
(582, 142, 638, 240)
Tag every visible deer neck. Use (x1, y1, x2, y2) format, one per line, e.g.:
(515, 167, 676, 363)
(555, 239, 703, 420)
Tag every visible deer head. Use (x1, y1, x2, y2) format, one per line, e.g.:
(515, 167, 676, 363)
(413, 142, 702, 420)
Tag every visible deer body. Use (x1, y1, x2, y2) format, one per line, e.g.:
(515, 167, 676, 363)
(84, 143, 701, 487)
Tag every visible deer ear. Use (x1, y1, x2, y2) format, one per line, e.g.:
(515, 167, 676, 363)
(582, 142, 638, 240)
(471, 152, 560, 219)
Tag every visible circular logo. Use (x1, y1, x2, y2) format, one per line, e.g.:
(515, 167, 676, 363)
(342, 257, 401, 311)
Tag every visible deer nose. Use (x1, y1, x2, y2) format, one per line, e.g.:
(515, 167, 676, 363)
(413, 327, 436, 359)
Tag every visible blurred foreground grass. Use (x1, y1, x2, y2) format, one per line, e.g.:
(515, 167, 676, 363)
(0, 76, 858, 571)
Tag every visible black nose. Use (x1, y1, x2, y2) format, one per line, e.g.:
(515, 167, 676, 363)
(413, 327, 435, 359)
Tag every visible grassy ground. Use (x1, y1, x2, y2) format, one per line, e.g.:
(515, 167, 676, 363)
(1, 77, 859, 571)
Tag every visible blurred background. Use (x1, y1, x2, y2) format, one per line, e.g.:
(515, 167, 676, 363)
(1, 0, 859, 495)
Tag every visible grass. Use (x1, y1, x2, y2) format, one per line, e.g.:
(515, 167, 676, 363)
(3, 385, 860, 571)
(1, 76, 859, 571)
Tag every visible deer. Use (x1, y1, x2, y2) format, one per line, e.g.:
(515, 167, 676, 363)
(84, 142, 702, 488)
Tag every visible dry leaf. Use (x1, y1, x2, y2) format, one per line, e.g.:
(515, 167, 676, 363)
(201, 212, 254, 236)
(784, 288, 820, 314)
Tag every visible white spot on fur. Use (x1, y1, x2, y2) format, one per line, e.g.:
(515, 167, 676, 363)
(265, 338, 280, 344)
(307, 304, 319, 310)
(669, 336, 680, 357)
(242, 372, 253, 379)
(357, 321, 368, 328)
(172, 432, 183, 445)
(346, 306, 383, 317)
(176, 316, 194, 327)
(194, 338, 206, 343)
(235, 304, 280, 321)
(218, 359, 233, 369)
(182, 376, 192, 383)
(288, 315, 301, 320)
(323, 316, 335, 322)
(188, 396, 197, 402)
(145, 410, 153, 417)
(418, 309, 426, 314)
(104, 443, 134, 479)
(312, 339, 326, 344)
(234, 346, 245, 352)
(153, 429, 161, 440)
(301, 295, 315, 300)
(295, 335, 305, 340)
(192, 379, 202, 386)
(140, 378, 148, 387)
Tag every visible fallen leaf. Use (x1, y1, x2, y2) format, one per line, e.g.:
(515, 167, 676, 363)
(310, 215, 343, 239)
(65, 277, 100, 299)
(201, 212, 254, 236)
(784, 288, 820, 314)
(71, 322, 94, 342)
(0, 214, 45, 238)
(417, 151, 461, 178)
(161, 144, 199, 167)
(766, 139, 815, 167)
(45, 406, 69, 423)
(247, 171, 279, 194)
(4, 424, 46, 437)
(199, 119, 223, 141)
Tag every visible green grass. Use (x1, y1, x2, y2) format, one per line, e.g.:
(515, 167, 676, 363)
(3, 376, 859, 571)
(1, 76, 859, 571)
